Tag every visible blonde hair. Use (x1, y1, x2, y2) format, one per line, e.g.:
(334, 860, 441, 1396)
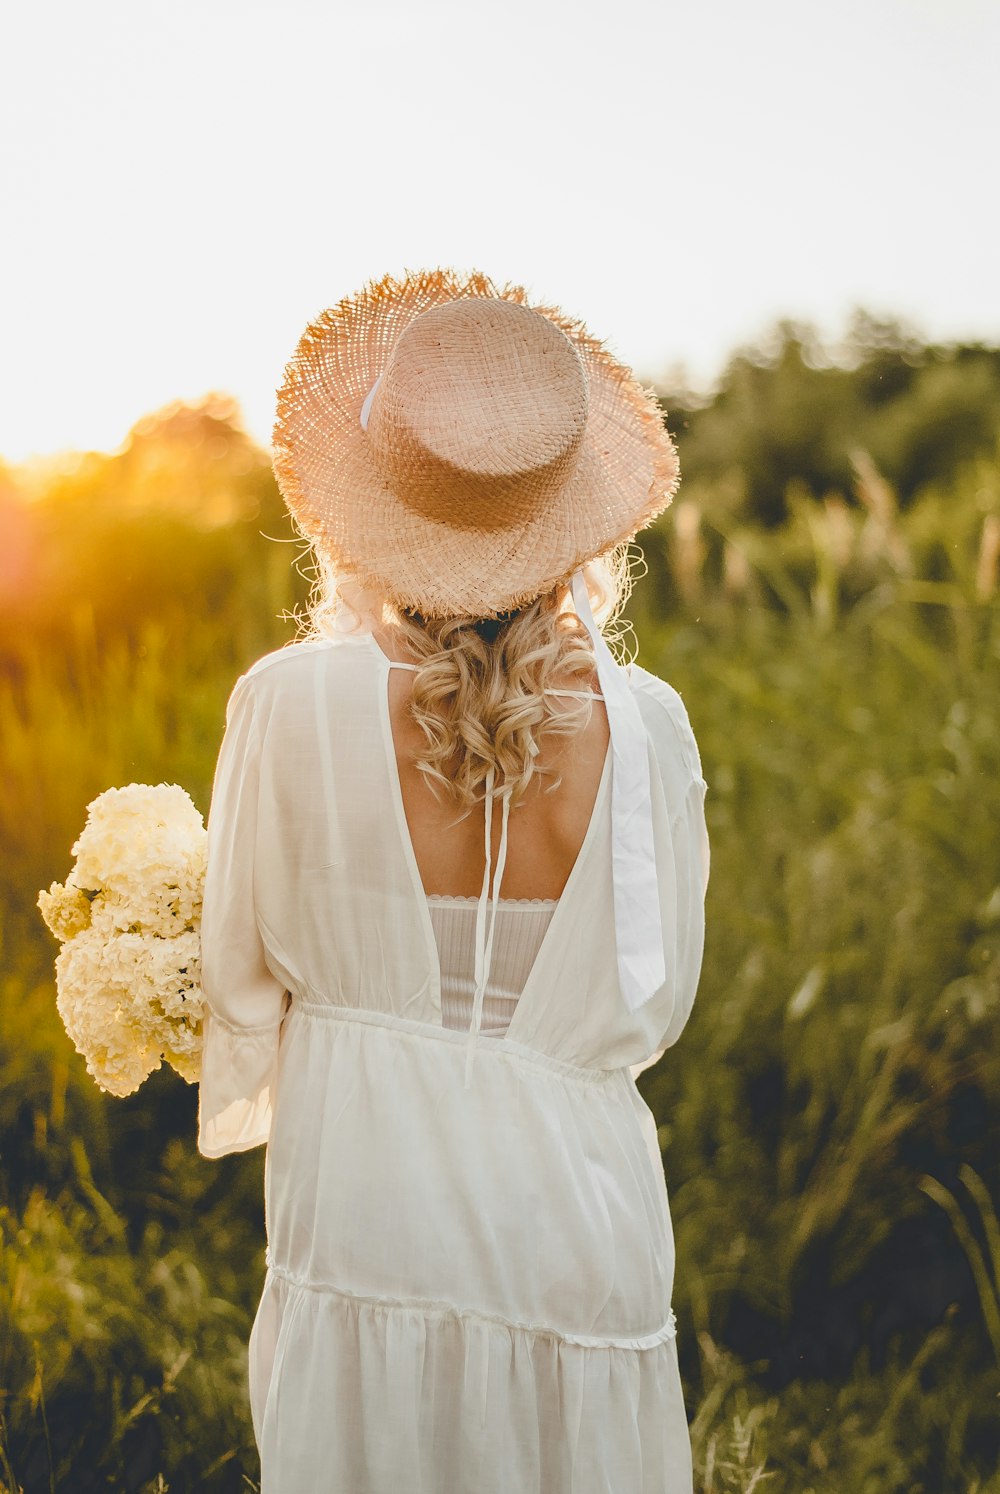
(299, 546, 639, 817)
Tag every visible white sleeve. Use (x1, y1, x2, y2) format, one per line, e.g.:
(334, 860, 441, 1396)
(197, 671, 290, 1158)
(629, 770, 710, 1079)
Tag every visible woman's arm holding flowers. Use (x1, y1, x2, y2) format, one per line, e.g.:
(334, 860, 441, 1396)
(197, 670, 290, 1158)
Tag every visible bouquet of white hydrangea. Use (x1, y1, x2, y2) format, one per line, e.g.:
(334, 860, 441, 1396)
(37, 783, 208, 1097)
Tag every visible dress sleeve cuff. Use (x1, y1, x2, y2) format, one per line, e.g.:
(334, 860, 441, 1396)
(196, 1000, 287, 1158)
(629, 1049, 666, 1083)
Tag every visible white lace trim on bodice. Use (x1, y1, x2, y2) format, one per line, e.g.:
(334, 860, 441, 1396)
(426, 893, 558, 906)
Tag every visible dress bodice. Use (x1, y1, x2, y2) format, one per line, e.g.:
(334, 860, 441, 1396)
(197, 628, 710, 1152)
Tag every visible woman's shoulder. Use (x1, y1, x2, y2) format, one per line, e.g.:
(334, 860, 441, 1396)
(218, 637, 377, 732)
(627, 661, 706, 787)
(236, 634, 373, 693)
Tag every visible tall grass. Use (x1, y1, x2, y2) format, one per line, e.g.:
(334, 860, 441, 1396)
(1, 440, 998, 1490)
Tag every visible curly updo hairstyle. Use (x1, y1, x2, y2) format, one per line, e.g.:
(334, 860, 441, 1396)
(302, 545, 639, 817)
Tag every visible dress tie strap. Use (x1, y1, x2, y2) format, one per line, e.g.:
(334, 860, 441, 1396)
(464, 763, 512, 1089)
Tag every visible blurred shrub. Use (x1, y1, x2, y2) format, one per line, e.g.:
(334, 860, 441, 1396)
(660, 310, 1000, 529)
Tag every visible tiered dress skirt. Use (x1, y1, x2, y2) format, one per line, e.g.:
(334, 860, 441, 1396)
(244, 998, 693, 1493)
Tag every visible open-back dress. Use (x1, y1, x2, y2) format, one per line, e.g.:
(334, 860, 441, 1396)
(196, 623, 710, 1493)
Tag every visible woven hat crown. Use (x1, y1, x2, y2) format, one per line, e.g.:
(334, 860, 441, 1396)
(271, 267, 680, 619)
(365, 299, 589, 535)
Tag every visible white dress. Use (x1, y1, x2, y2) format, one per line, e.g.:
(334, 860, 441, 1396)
(196, 626, 710, 1493)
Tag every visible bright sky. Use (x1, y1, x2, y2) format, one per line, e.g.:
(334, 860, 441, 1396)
(2, 0, 998, 465)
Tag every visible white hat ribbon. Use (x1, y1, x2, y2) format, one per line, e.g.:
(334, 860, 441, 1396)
(570, 567, 665, 1014)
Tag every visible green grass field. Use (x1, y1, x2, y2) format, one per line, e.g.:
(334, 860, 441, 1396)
(1, 378, 999, 1490)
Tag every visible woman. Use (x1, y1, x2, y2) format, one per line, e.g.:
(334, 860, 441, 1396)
(196, 268, 711, 1492)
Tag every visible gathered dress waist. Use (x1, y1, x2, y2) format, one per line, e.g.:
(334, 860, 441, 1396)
(289, 997, 630, 1087)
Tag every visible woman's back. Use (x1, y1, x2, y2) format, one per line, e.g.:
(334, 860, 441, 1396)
(374, 618, 612, 901)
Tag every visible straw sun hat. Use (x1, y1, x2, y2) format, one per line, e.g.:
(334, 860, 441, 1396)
(271, 266, 681, 621)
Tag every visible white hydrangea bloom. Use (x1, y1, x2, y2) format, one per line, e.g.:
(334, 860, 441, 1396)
(40, 783, 209, 1097)
(71, 783, 206, 901)
(55, 930, 162, 1096)
(37, 880, 93, 941)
